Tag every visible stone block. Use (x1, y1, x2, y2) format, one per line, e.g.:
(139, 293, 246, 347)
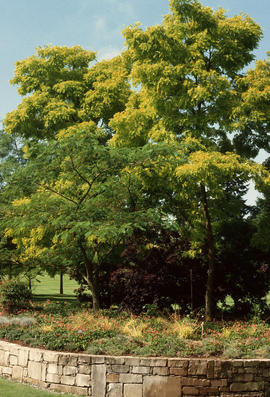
(230, 382, 261, 392)
(143, 375, 180, 397)
(168, 359, 189, 368)
(58, 354, 69, 365)
(41, 363, 47, 382)
(79, 364, 91, 375)
(139, 359, 152, 367)
(219, 361, 233, 378)
(124, 383, 143, 397)
(106, 357, 125, 365)
(76, 374, 91, 387)
(119, 374, 142, 383)
(28, 361, 42, 380)
(153, 367, 169, 376)
(125, 357, 140, 366)
(182, 386, 199, 395)
(61, 375, 76, 385)
(50, 383, 88, 395)
(18, 349, 29, 366)
(9, 345, 19, 355)
(222, 394, 263, 397)
(211, 379, 228, 387)
(47, 373, 61, 383)
(188, 360, 207, 376)
(92, 356, 105, 364)
(0, 350, 9, 366)
(150, 358, 168, 367)
(107, 383, 122, 397)
(244, 360, 260, 367)
(132, 366, 150, 374)
(111, 364, 129, 373)
(2, 366, 12, 375)
(199, 386, 219, 394)
(47, 363, 59, 374)
(207, 360, 215, 379)
(106, 373, 119, 383)
(9, 355, 18, 366)
(234, 374, 254, 382)
(63, 365, 77, 376)
(181, 377, 210, 387)
(92, 364, 106, 397)
(232, 361, 244, 367)
(43, 351, 59, 363)
(170, 367, 187, 376)
(263, 368, 270, 377)
(29, 349, 43, 362)
(78, 355, 91, 364)
(12, 366, 23, 380)
(68, 356, 78, 366)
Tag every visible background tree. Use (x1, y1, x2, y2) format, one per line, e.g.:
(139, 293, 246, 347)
(109, 0, 269, 320)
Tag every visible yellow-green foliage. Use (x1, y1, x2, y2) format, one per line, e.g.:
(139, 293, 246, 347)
(121, 318, 148, 338)
(170, 320, 198, 339)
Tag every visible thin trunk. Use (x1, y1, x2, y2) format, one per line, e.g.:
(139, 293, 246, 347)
(88, 276, 101, 312)
(60, 271, 64, 295)
(79, 241, 101, 312)
(83, 270, 101, 312)
(200, 183, 215, 322)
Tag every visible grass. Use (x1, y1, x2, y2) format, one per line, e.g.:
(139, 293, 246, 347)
(0, 377, 76, 397)
(12, 273, 80, 302)
(30, 274, 79, 297)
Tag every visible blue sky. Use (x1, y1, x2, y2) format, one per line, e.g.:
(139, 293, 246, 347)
(1, 0, 269, 121)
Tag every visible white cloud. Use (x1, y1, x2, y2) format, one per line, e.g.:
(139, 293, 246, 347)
(98, 46, 121, 60)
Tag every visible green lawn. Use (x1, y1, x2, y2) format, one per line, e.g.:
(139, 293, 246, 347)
(0, 377, 76, 397)
(31, 273, 79, 296)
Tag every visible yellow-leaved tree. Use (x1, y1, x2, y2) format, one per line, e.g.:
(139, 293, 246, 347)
(109, 0, 270, 320)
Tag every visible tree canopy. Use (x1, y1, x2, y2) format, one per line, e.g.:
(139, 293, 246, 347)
(1, 0, 270, 318)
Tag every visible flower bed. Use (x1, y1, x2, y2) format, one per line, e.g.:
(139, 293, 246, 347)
(1, 300, 270, 359)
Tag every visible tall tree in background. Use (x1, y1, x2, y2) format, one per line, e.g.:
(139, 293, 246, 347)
(109, 0, 270, 320)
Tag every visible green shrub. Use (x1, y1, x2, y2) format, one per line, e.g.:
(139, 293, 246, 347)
(0, 280, 33, 313)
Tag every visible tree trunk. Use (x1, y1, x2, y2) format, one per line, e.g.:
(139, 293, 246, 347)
(84, 272, 101, 312)
(59, 271, 64, 295)
(79, 241, 101, 312)
(200, 184, 215, 322)
(89, 278, 101, 312)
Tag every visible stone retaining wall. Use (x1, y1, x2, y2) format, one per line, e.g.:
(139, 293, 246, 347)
(1, 340, 270, 396)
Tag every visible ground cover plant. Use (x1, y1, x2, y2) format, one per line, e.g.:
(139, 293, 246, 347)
(1, 300, 270, 359)
(0, 377, 77, 397)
